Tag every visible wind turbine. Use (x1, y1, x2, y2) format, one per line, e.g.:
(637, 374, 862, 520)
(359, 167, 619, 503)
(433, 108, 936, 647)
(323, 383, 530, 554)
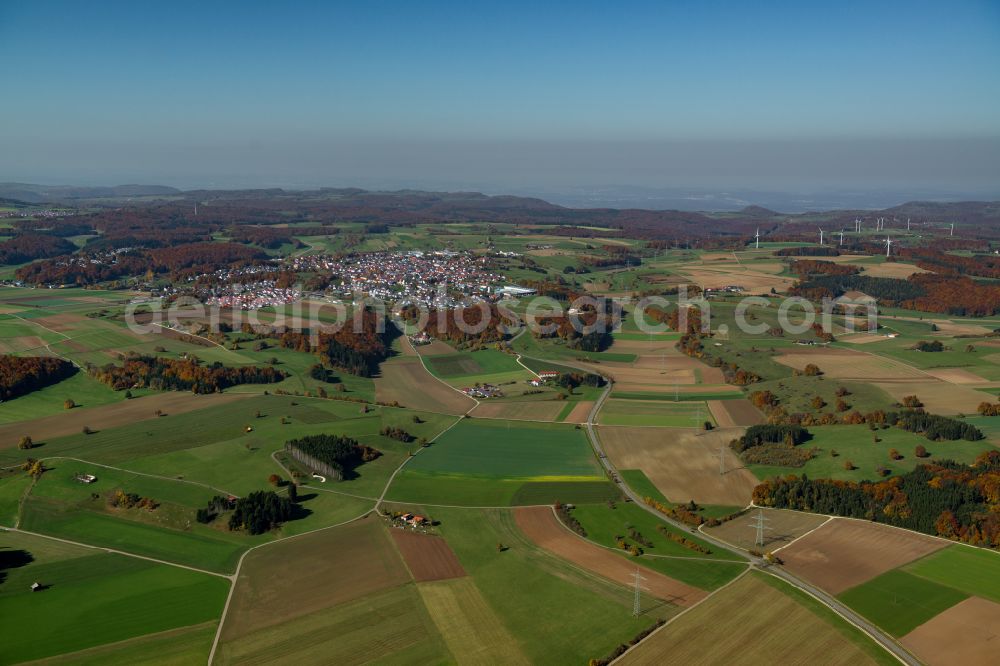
(839, 229, 845, 246)
(950, 223, 955, 237)
(754, 227, 760, 250)
(884, 235, 893, 257)
(818, 227, 824, 245)
(906, 217, 911, 231)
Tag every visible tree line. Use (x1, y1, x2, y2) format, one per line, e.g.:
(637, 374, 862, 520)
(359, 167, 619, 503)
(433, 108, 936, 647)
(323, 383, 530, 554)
(0, 355, 76, 401)
(88, 354, 285, 393)
(753, 450, 1000, 548)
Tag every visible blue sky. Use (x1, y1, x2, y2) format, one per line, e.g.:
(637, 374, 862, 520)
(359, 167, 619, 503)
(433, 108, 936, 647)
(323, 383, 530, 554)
(1, 0, 998, 195)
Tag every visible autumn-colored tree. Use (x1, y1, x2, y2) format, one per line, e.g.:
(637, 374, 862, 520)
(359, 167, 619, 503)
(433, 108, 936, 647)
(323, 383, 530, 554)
(843, 460, 855, 471)
(901, 395, 923, 409)
(63, 398, 75, 410)
(889, 448, 902, 461)
(803, 363, 823, 376)
(810, 396, 826, 410)
(915, 444, 929, 458)
(267, 473, 281, 486)
(18, 435, 33, 450)
(835, 398, 849, 412)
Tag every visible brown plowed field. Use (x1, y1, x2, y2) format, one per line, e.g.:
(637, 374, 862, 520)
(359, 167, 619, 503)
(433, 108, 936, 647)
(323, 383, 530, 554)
(221, 517, 409, 641)
(563, 400, 595, 423)
(390, 529, 466, 582)
(416, 340, 458, 356)
(707, 399, 764, 427)
(30, 313, 89, 332)
(775, 348, 926, 380)
(777, 518, 948, 594)
(901, 596, 1000, 666)
(374, 357, 474, 415)
(598, 426, 758, 506)
(0, 391, 252, 448)
(861, 262, 929, 279)
(514, 506, 706, 606)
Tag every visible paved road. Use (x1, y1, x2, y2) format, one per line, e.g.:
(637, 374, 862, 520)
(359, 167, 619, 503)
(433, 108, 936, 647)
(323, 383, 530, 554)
(518, 349, 918, 666)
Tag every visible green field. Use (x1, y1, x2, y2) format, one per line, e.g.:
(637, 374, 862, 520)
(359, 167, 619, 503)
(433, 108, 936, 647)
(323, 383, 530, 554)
(386, 418, 607, 505)
(903, 545, 1000, 604)
(569, 502, 746, 590)
(0, 530, 228, 663)
(432, 507, 676, 663)
(403, 419, 600, 479)
(424, 348, 534, 389)
(837, 569, 968, 637)
(0, 372, 128, 424)
(748, 425, 996, 481)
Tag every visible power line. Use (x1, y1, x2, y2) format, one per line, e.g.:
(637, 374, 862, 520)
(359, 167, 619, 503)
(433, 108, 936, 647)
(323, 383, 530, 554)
(749, 508, 771, 547)
(631, 568, 648, 617)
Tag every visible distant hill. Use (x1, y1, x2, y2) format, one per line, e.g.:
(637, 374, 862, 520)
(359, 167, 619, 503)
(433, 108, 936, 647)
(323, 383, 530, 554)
(0, 183, 181, 203)
(738, 205, 780, 218)
(2, 182, 998, 240)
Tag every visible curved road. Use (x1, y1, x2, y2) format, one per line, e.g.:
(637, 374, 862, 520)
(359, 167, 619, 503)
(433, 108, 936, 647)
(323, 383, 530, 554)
(517, 346, 918, 666)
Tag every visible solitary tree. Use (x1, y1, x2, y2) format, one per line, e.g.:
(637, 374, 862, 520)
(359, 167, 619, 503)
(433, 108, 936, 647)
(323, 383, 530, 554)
(915, 444, 929, 458)
(18, 435, 33, 450)
(82, 425, 92, 435)
(63, 399, 75, 410)
(267, 473, 282, 486)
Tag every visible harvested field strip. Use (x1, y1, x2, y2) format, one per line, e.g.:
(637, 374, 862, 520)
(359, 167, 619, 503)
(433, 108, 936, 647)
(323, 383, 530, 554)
(777, 518, 948, 595)
(873, 380, 993, 416)
(514, 506, 706, 606)
(470, 399, 565, 422)
(418, 578, 529, 665)
(562, 400, 594, 423)
(220, 517, 410, 641)
(775, 349, 926, 380)
(598, 426, 757, 506)
(375, 357, 474, 415)
(390, 528, 466, 582)
(707, 399, 764, 427)
(900, 596, 1000, 666)
(598, 399, 714, 427)
(618, 573, 889, 666)
(216, 585, 449, 665)
(611, 388, 741, 401)
(703, 508, 827, 552)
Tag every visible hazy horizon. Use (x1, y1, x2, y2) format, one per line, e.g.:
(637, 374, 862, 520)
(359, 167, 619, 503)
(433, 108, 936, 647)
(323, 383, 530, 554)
(2, 1, 999, 203)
